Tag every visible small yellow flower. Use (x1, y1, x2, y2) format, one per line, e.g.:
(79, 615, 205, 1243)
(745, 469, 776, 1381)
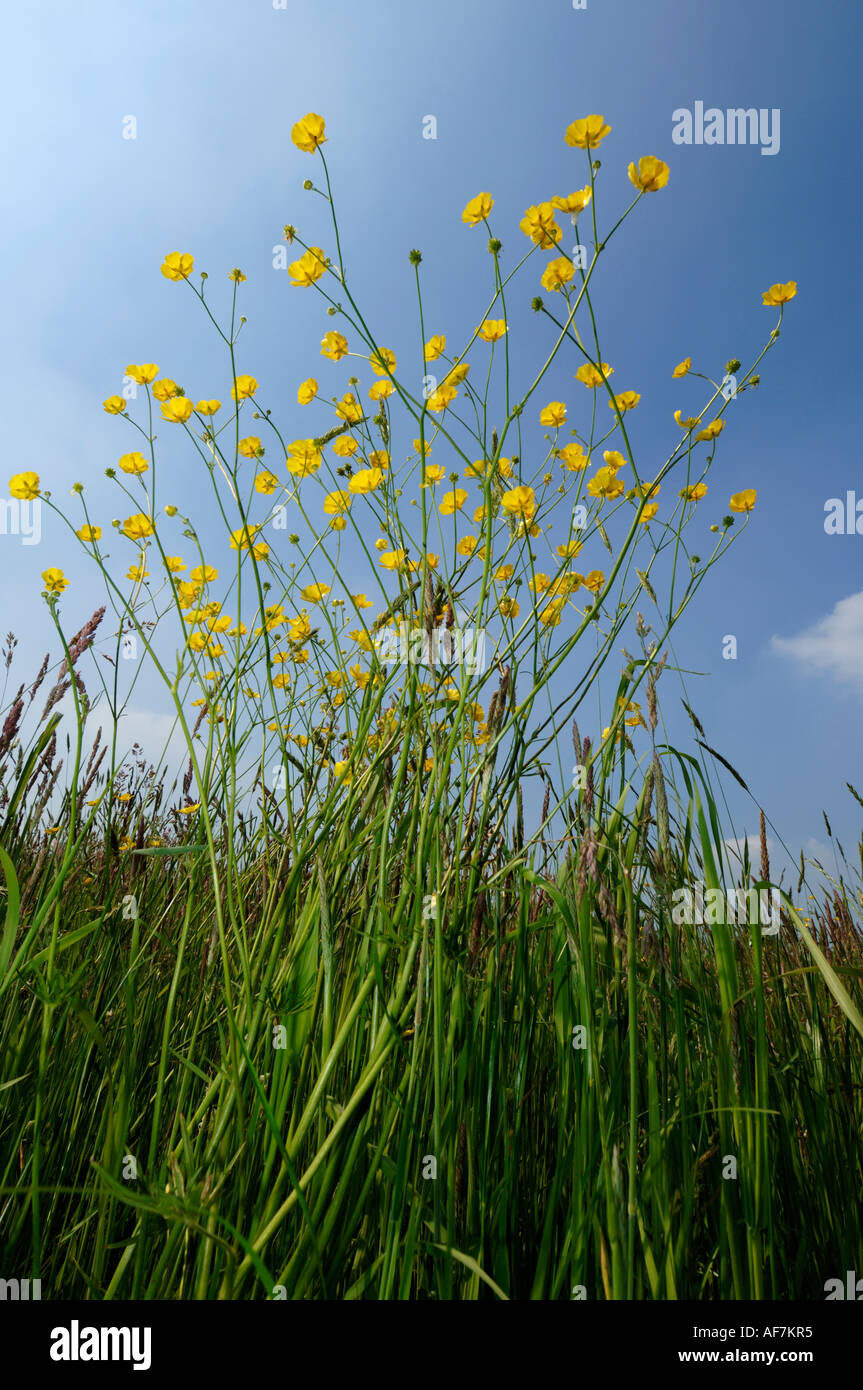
(370, 347, 397, 376)
(500, 485, 537, 520)
(177, 802, 201, 814)
(121, 513, 154, 540)
(680, 483, 707, 501)
(118, 451, 149, 474)
(127, 563, 149, 582)
(103, 395, 126, 414)
(762, 281, 797, 306)
(336, 392, 363, 423)
(291, 112, 327, 153)
(672, 357, 691, 378)
(427, 383, 457, 412)
(231, 374, 258, 401)
(609, 391, 641, 413)
(161, 397, 193, 423)
(478, 319, 508, 342)
(297, 378, 318, 404)
(161, 252, 194, 281)
(520, 203, 562, 248)
(164, 555, 186, 572)
(190, 564, 218, 584)
(379, 549, 407, 570)
(301, 583, 330, 603)
(695, 418, 725, 442)
(541, 257, 575, 292)
(424, 334, 446, 360)
(152, 377, 178, 401)
(557, 443, 588, 472)
(564, 115, 611, 149)
(583, 570, 605, 593)
(41, 568, 69, 594)
(228, 268, 246, 282)
(636, 502, 659, 523)
(627, 156, 670, 192)
(9, 472, 40, 500)
(321, 331, 348, 361)
(239, 435, 263, 458)
(289, 247, 329, 286)
(369, 379, 394, 400)
(77, 524, 101, 542)
(674, 409, 701, 430)
(576, 362, 613, 388)
(540, 401, 567, 428)
(324, 489, 352, 514)
(551, 187, 593, 215)
(349, 467, 383, 495)
(729, 489, 757, 513)
(439, 489, 468, 515)
(332, 435, 358, 458)
(125, 364, 159, 385)
(286, 439, 322, 476)
(255, 471, 280, 494)
(195, 399, 221, 415)
(462, 192, 494, 226)
(456, 536, 478, 557)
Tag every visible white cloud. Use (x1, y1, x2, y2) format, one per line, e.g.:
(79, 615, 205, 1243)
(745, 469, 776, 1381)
(771, 590, 863, 694)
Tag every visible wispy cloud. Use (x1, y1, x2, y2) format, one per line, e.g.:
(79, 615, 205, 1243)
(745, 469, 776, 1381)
(771, 591, 863, 695)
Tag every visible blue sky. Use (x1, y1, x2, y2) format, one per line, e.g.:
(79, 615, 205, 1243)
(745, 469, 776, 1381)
(2, 0, 861, 879)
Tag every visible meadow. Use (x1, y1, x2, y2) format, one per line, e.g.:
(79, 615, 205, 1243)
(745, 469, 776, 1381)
(1, 111, 861, 1301)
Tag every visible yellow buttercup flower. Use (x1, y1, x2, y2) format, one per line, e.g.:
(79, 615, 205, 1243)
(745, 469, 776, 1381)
(680, 483, 707, 501)
(151, 378, 178, 401)
(231, 374, 258, 401)
(190, 565, 218, 584)
(103, 395, 126, 414)
(370, 347, 396, 376)
(478, 319, 508, 342)
(541, 257, 575, 292)
(457, 537, 478, 557)
(332, 435, 358, 458)
(576, 362, 613, 388)
(695, 418, 725, 442)
(439, 489, 468, 515)
(297, 378, 318, 404)
(286, 439, 322, 476)
(121, 513, 154, 540)
(161, 397, 193, 423)
(551, 187, 592, 215)
(499, 596, 519, 618)
(118, 451, 149, 474)
(195, 399, 221, 415)
(729, 489, 756, 513)
(424, 334, 446, 360)
(609, 390, 641, 413)
(324, 490, 352, 514)
(9, 472, 40, 500)
(500, 485, 537, 521)
(41, 567, 68, 594)
(161, 252, 194, 281)
(674, 409, 701, 429)
(519, 203, 562, 248)
(462, 192, 494, 225)
(379, 549, 407, 570)
(427, 383, 457, 412)
(291, 112, 327, 153)
(583, 570, 605, 593)
(163, 555, 186, 572)
(628, 157, 670, 192)
(288, 247, 329, 286)
(557, 443, 588, 471)
(330, 515, 347, 531)
(230, 525, 269, 558)
(762, 281, 797, 306)
(321, 331, 349, 361)
(127, 563, 149, 582)
(369, 379, 394, 401)
(540, 401, 567, 428)
(564, 115, 611, 150)
(349, 467, 383, 495)
(125, 363, 159, 385)
(255, 471, 280, 494)
(587, 467, 625, 499)
(672, 358, 691, 378)
(301, 583, 330, 602)
(77, 524, 101, 542)
(336, 392, 363, 423)
(636, 502, 659, 523)
(422, 464, 445, 487)
(239, 435, 263, 458)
